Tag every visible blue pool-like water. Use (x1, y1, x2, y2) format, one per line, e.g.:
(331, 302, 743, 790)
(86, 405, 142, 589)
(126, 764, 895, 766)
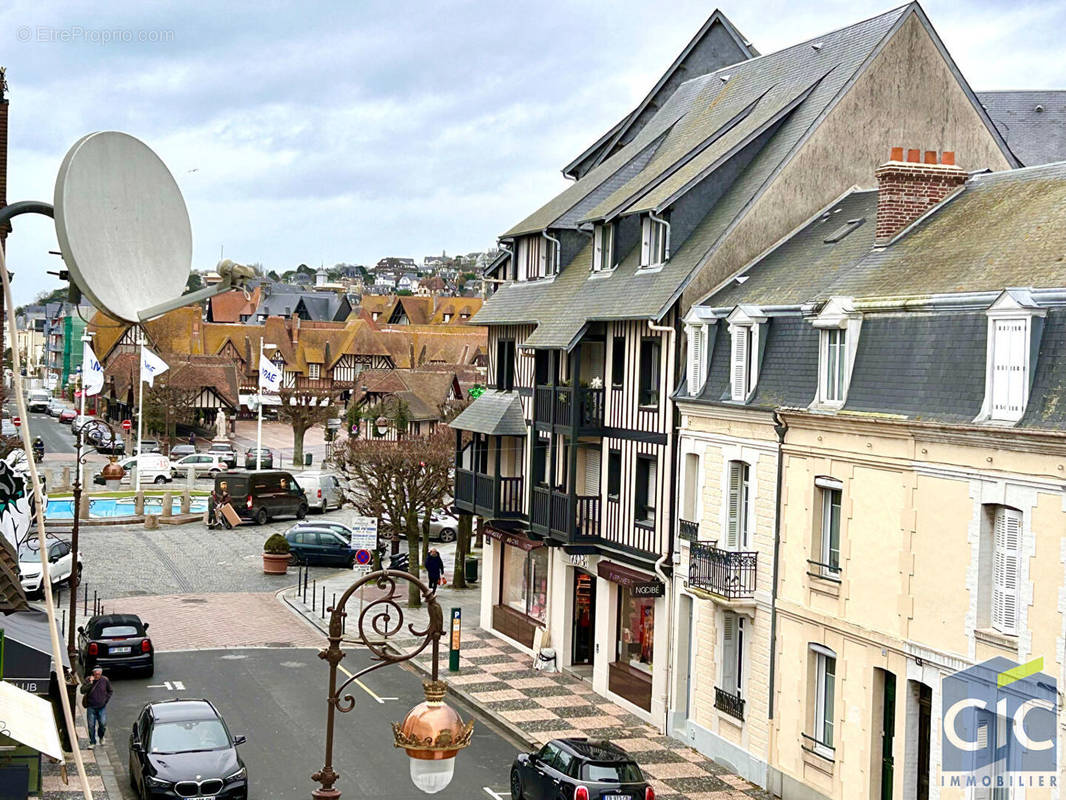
(45, 497, 209, 520)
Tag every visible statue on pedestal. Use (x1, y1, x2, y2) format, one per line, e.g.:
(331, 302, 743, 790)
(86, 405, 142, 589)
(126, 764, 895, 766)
(215, 410, 228, 440)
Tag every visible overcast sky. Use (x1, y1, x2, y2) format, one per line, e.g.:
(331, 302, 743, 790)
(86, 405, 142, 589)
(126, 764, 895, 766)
(3, 0, 1064, 307)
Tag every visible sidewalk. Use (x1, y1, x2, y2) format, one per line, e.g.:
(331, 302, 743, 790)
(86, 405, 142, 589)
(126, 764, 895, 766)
(36, 706, 122, 800)
(281, 573, 770, 800)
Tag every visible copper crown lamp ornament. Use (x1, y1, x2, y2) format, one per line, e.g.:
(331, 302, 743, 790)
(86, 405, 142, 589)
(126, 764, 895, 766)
(393, 679, 474, 793)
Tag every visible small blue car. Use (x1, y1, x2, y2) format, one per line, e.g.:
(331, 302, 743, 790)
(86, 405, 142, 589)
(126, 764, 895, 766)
(285, 527, 357, 567)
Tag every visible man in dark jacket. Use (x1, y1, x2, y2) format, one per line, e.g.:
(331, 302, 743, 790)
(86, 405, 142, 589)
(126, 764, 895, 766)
(425, 548, 445, 592)
(80, 666, 113, 749)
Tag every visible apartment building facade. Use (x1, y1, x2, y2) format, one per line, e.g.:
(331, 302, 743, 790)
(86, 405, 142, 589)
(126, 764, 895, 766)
(680, 156, 1066, 799)
(456, 3, 1016, 728)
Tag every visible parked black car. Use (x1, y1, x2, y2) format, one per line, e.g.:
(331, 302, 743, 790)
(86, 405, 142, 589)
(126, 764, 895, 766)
(214, 471, 308, 525)
(169, 444, 197, 459)
(285, 527, 357, 566)
(244, 447, 274, 470)
(129, 699, 248, 799)
(78, 613, 154, 677)
(511, 738, 652, 800)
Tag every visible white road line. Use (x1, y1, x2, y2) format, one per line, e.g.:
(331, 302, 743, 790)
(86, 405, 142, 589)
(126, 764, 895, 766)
(483, 789, 510, 799)
(172, 680, 186, 690)
(146, 684, 167, 689)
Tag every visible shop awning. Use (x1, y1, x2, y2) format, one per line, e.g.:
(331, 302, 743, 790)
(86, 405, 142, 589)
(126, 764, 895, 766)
(484, 526, 542, 551)
(450, 391, 526, 436)
(597, 560, 665, 597)
(0, 681, 64, 760)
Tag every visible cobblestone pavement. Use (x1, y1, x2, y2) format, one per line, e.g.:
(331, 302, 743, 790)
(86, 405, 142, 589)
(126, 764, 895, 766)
(283, 575, 770, 800)
(36, 709, 119, 800)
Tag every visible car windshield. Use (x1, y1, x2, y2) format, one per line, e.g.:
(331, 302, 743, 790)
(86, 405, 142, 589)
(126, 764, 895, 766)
(150, 720, 230, 754)
(583, 762, 644, 783)
(17, 543, 42, 561)
(100, 625, 140, 637)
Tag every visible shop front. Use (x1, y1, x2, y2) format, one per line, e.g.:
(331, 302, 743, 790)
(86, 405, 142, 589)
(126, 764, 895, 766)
(596, 560, 665, 714)
(484, 526, 548, 649)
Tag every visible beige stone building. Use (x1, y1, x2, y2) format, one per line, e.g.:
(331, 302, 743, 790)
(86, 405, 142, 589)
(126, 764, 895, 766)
(680, 157, 1066, 799)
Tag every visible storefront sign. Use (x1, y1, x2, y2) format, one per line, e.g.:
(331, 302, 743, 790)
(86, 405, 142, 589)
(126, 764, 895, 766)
(567, 552, 589, 569)
(597, 561, 664, 597)
(484, 527, 542, 551)
(4, 677, 47, 695)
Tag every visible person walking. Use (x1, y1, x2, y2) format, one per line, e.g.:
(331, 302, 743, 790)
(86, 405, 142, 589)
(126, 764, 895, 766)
(188, 431, 196, 448)
(80, 666, 113, 750)
(425, 548, 446, 592)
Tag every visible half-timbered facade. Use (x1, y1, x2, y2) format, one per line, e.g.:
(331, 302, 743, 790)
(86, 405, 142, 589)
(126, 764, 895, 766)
(460, 3, 1017, 731)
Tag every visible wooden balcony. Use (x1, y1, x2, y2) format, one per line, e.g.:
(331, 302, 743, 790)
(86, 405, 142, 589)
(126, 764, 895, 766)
(532, 385, 605, 431)
(531, 486, 599, 542)
(453, 469, 524, 520)
(689, 541, 757, 600)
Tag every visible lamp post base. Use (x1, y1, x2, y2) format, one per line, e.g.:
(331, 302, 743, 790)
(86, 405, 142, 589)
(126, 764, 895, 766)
(312, 790, 341, 800)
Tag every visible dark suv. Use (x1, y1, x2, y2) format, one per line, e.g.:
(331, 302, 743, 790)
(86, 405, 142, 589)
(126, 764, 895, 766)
(129, 699, 248, 799)
(214, 471, 308, 524)
(511, 738, 652, 800)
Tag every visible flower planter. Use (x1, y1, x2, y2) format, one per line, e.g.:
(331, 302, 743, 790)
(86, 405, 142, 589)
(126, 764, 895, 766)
(262, 553, 290, 574)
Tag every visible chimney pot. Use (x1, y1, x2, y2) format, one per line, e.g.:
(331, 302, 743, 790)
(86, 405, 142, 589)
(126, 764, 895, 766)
(941, 151, 955, 166)
(907, 149, 921, 163)
(890, 146, 904, 161)
(924, 150, 937, 164)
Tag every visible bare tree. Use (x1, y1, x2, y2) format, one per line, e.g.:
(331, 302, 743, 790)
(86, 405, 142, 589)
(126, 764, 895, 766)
(277, 387, 343, 466)
(142, 366, 200, 447)
(338, 427, 453, 607)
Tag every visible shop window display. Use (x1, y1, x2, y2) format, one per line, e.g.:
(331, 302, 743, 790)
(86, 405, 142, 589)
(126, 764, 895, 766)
(500, 544, 548, 623)
(616, 586, 654, 674)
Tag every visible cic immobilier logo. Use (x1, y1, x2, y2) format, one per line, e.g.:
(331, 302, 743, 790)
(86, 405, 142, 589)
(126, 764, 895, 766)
(942, 656, 1059, 791)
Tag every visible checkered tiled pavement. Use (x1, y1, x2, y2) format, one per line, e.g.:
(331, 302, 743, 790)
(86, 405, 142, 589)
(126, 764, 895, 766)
(35, 713, 112, 800)
(413, 628, 771, 800)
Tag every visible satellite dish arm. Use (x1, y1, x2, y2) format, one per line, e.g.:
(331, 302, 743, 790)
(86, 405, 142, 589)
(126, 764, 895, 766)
(137, 259, 258, 321)
(0, 201, 55, 227)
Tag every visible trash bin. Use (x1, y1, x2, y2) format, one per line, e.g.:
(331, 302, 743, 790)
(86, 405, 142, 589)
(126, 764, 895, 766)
(464, 556, 479, 583)
(304, 452, 313, 467)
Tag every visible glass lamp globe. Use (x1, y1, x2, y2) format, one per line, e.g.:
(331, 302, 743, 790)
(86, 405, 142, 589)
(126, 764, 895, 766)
(409, 756, 455, 794)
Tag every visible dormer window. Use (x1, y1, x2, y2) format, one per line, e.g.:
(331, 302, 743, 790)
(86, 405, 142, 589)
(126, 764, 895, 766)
(308, 363, 321, 380)
(812, 297, 860, 408)
(443, 313, 452, 323)
(593, 223, 615, 272)
(640, 215, 669, 268)
(726, 306, 765, 402)
(981, 289, 1045, 423)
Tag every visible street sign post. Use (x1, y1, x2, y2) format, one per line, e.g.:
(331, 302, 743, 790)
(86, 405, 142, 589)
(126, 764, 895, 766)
(349, 516, 378, 551)
(449, 608, 461, 672)
(12, 416, 19, 428)
(354, 549, 372, 566)
(122, 419, 132, 431)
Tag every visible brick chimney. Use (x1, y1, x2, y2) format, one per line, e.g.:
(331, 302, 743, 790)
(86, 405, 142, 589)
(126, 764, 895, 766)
(875, 147, 968, 245)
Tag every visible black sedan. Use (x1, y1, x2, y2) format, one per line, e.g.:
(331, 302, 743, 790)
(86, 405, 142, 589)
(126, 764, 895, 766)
(78, 613, 154, 677)
(511, 738, 652, 800)
(129, 699, 248, 799)
(244, 447, 273, 470)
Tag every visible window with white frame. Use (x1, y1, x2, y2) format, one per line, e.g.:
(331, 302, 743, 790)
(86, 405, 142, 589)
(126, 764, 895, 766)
(990, 505, 1022, 635)
(687, 324, 706, 394)
(730, 325, 755, 401)
(542, 235, 559, 278)
(726, 461, 750, 549)
(593, 223, 615, 272)
(822, 328, 847, 402)
(988, 318, 1028, 421)
(719, 611, 744, 702)
(810, 645, 837, 758)
(307, 363, 321, 380)
(813, 477, 842, 578)
(640, 215, 668, 267)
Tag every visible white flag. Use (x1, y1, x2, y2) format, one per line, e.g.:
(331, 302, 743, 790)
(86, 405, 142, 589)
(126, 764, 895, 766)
(259, 353, 281, 393)
(140, 348, 169, 387)
(83, 342, 104, 396)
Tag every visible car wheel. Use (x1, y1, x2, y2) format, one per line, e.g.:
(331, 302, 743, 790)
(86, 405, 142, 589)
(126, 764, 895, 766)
(255, 508, 268, 526)
(510, 768, 523, 800)
(210, 468, 220, 476)
(296, 503, 308, 520)
(129, 757, 138, 790)
(153, 475, 167, 484)
(438, 528, 456, 543)
(289, 552, 303, 566)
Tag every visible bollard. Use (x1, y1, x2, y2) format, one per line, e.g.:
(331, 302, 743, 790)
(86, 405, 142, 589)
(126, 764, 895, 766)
(312, 579, 317, 611)
(93, 591, 98, 615)
(61, 608, 66, 636)
(78, 491, 90, 520)
(321, 586, 326, 619)
(61, 465, 71, 489)
(180, 490, 191, 515)
(134, 491, 145, 515)
(161, 491, 173, 518)
(84, 583, 88, 616)
(186, 466, 196, 492)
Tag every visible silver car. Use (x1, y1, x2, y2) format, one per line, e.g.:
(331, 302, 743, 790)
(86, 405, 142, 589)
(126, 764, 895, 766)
(295, 471, 346, 512)
(170, 453, 230, 478)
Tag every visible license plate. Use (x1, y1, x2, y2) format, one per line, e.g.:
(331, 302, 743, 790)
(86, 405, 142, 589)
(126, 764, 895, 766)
(111, 646, 132, 654)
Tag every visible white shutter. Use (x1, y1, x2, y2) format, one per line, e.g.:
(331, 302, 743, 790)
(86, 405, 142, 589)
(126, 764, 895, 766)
(991, 506, 1021, 634)
(641, 217, 651, 265)
(688, 326, 704, 394)
(594, 224, 603, 270)
(992, 319, 1027, 420)
(584, 448, 601, 495)
(726, 462, 742, 549)
(731, 328, 748, 401)
(721, 613, 738, 693)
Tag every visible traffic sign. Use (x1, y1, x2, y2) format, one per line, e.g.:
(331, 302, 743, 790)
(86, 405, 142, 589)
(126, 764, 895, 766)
(122, 419, 132, 431)
(349, 516, 378, 550)
(354, 549, 372, 566)
(75, 390, 83, 398)
(12, 417, 20, 428)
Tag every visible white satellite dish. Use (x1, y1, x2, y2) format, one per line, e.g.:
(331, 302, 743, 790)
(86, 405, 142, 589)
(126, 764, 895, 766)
(53, 131, 192, 323)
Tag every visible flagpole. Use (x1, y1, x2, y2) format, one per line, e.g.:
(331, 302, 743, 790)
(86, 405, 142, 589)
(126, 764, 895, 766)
(256, 339, 264, 471)
(136, 343, 145, 493)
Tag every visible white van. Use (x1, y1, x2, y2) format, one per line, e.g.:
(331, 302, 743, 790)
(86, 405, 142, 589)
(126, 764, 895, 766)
(92, 454, 173, 486)
(28, 390, 51, 413)
(295, 470, 346, 512)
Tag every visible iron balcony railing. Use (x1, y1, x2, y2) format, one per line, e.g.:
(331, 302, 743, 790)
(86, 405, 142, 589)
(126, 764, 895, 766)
(714, 687, 745, 721)
(678, 517, 699, 541)
(689, 541, 757, 599)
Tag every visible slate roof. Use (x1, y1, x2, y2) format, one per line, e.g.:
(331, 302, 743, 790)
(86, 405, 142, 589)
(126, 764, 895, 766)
(479, 5, 961, 348)
(978, 91, 1066, 167)
(449, 391, 527, 436)
(256, 291, 351, 322)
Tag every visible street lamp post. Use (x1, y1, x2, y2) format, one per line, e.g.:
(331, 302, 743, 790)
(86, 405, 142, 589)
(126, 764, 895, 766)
(312, 570, 473, 798)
